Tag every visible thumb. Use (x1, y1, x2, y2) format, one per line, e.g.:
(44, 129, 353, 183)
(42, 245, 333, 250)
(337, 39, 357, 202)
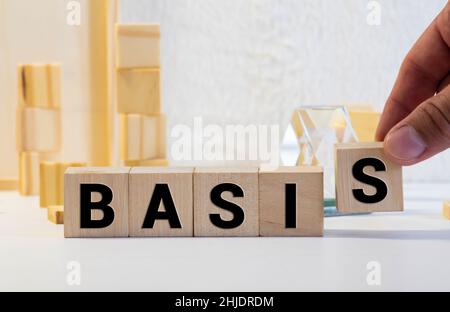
(383, 86, 450, 166)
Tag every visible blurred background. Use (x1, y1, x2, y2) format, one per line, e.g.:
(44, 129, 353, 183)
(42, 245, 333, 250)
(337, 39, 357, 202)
(1, 0, 449, 183)
(120, 0, 450, 183)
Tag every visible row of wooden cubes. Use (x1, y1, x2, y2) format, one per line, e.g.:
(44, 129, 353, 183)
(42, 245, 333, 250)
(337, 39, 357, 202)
(64, 166, 324, 238)
(64, 142, 404, 238)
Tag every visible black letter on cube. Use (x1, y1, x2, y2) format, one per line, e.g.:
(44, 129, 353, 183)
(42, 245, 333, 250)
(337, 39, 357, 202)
(209, 183, 245, 229)
(142, 184, 182, 229)
(80, 184, 115, 228)
(352, 157, 388, 204)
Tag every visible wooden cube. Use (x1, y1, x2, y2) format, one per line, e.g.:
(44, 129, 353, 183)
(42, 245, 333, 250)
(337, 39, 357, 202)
(335, 142, 403, 213)
(117, 68, 160, 115)
(259, 166, 323, 237)
(48, 205, 64, 224)
(40, 162, 86, 208)
(17, 107, 61, 152)
(17, 64, 61, 109)
(194, 167, 259, 237)
(444, 201, 450, 220)
(120, 114, 166, 161)
(129, 167, 194, 237)
(64, 167, 130, 238)
(116, 24, 160, 69)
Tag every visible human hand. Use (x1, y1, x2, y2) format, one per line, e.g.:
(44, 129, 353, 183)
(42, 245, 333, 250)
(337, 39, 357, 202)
(376, 2, 450, 166)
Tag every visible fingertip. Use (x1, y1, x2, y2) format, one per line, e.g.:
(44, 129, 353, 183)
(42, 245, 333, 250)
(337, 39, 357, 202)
(383, 126, 427, 166)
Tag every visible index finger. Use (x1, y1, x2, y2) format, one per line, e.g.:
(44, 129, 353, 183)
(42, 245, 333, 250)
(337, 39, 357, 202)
(376, 2, 450, 140)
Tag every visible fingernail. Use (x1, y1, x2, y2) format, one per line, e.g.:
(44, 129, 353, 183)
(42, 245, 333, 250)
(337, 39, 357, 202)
(385, 126, 427, 160)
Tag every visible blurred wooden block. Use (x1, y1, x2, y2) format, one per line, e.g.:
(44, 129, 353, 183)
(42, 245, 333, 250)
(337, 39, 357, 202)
(40, 162, 58, 207)
(17, 107, 61, 152)
(87, 0, 118, 166)
(40, 162, 86, 208)
(349, 110, 380, 142)
(48, 205, 64, 224)
(444, 201, 450, 220)
(64, 167, 130, 238)
(120, 114, 166, 161)
(194, 167, 259, 237)
(18, 151, 40, 195)
(117, 68, 160, 115)
(124, 158, 169, 167)
(129, 167, 193, 237)
(17, 63, 61, 109)
(0, 178, 18, 191)
(116, 24, 160, 69)
(259, 167, 323, 237)
(335, 142, 403, 213)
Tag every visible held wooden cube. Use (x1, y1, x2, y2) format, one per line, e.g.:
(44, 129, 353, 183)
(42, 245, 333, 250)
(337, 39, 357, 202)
(17, 107, 61, 152)
(335, 142, 403, 213)
(194, 167, 259, 237)
(117, 68, 160, 115)
(129, 167, 194, 237)
(116, 24, 160, 69)
(64, 167, 130, 238)
(120, 114, 166, 161)
(17, 64, 61, 109)
(259, 167, 324, 237)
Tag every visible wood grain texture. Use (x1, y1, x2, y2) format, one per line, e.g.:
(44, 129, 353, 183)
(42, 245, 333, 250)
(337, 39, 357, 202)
(335, 142, 403, 213)
(194, 167, 259, 237)
(17, 107, 61, 152)
(120, 113, 166, 161)
(48, 205, 64, 224)
(117, 68, 160, 115)
(259, 166, 323, 237)
(116, 23, 160, 68)
(129, 167, 193, 237)
(17, 64, 61, 109)
(64, 167, 130, 238)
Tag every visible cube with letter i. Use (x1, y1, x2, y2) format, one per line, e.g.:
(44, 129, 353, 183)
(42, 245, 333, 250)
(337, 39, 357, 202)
(259, 166, 323, 237)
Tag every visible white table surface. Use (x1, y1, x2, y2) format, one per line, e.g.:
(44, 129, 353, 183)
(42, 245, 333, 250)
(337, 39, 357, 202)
(0, 183, 449, 292)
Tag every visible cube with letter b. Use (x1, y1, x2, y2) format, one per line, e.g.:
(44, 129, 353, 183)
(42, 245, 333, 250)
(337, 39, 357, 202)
(335, 142, 403, 213)
(64, 167, 130, 238)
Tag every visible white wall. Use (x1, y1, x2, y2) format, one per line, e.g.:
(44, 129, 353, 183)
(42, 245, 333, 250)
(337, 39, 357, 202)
(120, 0, 450, 182)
